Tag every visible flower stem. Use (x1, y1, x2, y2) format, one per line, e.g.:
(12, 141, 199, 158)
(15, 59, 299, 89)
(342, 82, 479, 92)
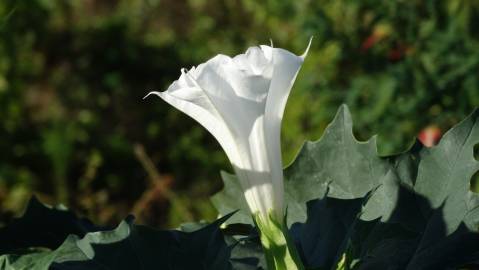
(253, 211, 305, 270)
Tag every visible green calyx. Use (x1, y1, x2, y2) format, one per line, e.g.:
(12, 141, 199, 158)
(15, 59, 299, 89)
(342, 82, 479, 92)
(253, 211, 305, 270)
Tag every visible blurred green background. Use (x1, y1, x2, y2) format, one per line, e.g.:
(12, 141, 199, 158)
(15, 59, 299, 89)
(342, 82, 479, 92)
(0, 0, 478, 228)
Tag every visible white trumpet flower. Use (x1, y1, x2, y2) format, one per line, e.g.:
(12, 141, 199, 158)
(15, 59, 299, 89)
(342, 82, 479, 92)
(146, 40, 311, 221)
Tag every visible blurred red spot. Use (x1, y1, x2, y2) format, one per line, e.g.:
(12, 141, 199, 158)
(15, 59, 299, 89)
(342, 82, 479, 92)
(361, 35, 379, 51)
(418, 126, 442, 147)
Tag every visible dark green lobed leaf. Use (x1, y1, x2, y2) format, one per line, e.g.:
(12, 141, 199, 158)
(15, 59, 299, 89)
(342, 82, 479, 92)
(0, 200, 235, 270)
(212, 105, 479, 269)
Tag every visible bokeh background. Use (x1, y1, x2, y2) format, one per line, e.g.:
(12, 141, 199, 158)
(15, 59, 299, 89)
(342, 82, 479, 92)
(0, 0, 478, 228)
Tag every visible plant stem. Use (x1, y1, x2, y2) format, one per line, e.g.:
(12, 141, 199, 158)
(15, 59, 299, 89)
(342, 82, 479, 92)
(254, 212, 305, 270)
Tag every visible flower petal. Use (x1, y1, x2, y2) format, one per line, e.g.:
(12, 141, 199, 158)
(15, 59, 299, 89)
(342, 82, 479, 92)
(192, 56, 278, 216)
(197, 54, 271, 102)
(233, 46, 271, 75)
(194, 62, 266, 143)
(145, 88, 241, 167)
(263, 45, 309, 215)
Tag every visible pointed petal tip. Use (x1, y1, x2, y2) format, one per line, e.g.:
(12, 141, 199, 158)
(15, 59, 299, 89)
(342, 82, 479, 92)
(143, 92, 153, 100)
(269, 38, 274, 48)
(300, 36, 314, 60)
(143, 91, 161, 100)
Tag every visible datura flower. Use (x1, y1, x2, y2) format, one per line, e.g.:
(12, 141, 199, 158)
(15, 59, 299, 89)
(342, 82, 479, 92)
(147, 41, 310, 219)
(146, 40, 311, 270)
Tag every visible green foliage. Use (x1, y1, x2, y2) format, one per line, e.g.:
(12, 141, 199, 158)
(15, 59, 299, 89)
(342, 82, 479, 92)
(213, 105, 479, 269)
(0, 0, 479, 227)
(1, 1, 479, 268)
(1, 105, 479, 269)
(0, 198, 234, 270)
